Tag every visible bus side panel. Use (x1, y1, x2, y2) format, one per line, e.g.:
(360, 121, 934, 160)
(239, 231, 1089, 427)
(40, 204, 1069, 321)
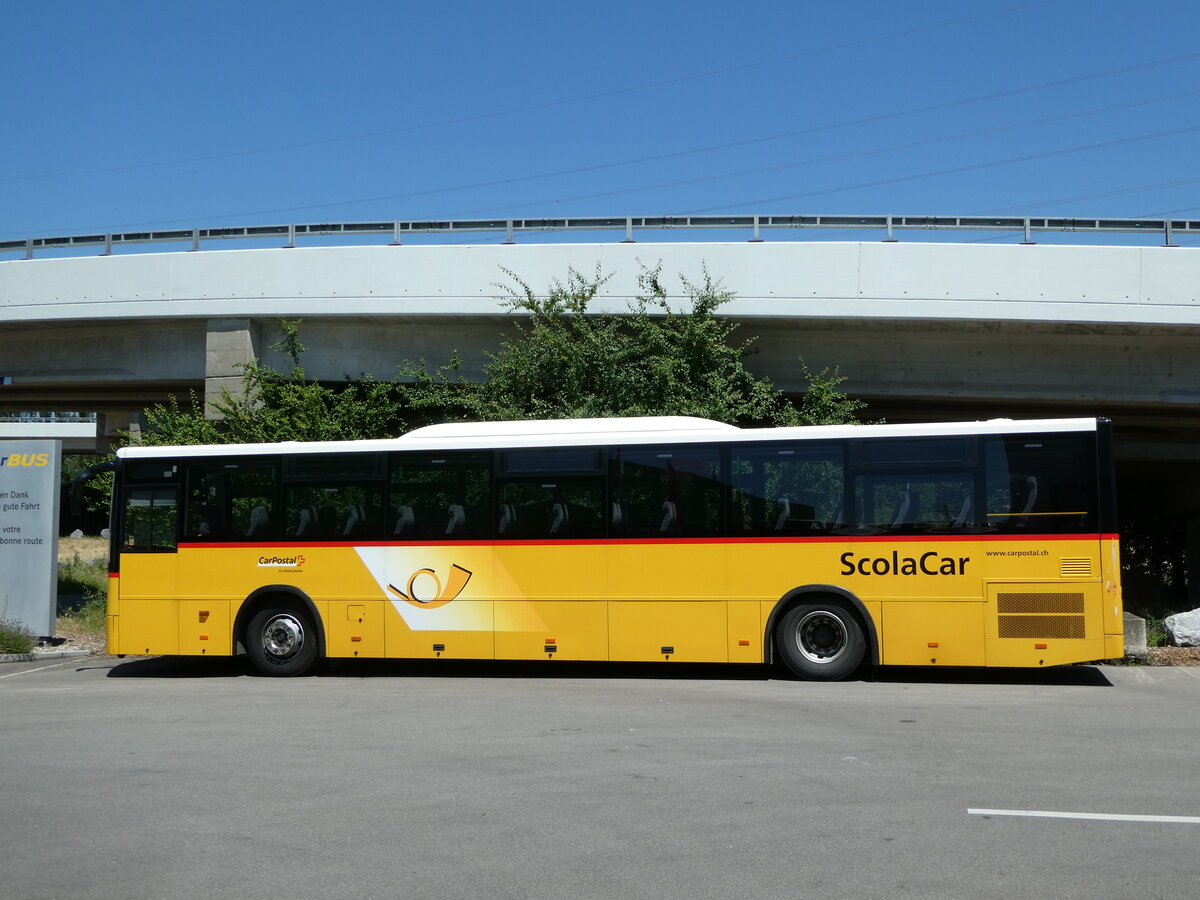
(118, 600, 179, 656)
(880, 601, 985, 666)
(984, 581, 1106, 667)
(493, 600, 607, 661)
(1101, 537, 1125, 658)
(607, 544, 728, 663)
(492, 545, 608, 661)
(105, 574, 120, 655)
(360, 546, 495, 660)
(327, 600, 385, 659)
(178, 600, 231, 656)
(727, 598, 762, 663)
(115, 554, 181, 656)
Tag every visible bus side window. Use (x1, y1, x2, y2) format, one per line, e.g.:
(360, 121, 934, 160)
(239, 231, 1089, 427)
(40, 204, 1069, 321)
(984, 435, 1097, 533)
(389, 453, 491, 541)
(185, 459, 280, 542)
(123, 486, 178, 552)
(494, 478, 603, 539)
(728, 443, 843, 537)
(610, 447, 723, 538)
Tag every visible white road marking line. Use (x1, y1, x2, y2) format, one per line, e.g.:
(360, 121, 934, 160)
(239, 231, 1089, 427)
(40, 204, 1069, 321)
(969, 808, 1200, 824)
(0, 660, 75, 679)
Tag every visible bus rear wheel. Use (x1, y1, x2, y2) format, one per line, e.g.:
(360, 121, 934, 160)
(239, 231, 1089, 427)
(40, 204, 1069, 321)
(246, 607, 319, 676)
(776, 602, 865, 681)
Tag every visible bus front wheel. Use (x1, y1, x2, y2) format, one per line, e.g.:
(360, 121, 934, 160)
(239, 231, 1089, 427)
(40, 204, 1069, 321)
(776, 603, 865, 681)
(246, 607, 319, 676)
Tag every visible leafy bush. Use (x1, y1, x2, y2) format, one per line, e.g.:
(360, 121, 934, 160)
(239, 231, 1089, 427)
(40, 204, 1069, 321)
(57, 555, 108, 607)
(136, 269, 871, 448)
(0, 616, 36, 655)
(1144, 615, 1170, 648)
(57, 555, 109, 635)
(60, 596, 107, 635)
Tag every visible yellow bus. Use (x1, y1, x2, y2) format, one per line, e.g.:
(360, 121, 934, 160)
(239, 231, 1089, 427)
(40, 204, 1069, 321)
(94, 415, 1123, 678)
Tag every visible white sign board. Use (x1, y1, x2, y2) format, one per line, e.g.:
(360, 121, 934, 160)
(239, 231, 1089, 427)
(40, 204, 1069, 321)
(0, 440, 61, 636)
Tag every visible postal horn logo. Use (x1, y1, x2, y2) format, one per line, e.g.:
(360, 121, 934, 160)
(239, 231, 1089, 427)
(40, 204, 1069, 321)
(388, 564, 472, 609)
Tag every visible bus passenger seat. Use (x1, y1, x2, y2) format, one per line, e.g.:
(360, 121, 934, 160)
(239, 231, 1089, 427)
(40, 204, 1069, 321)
(890, 490, 919, 528)
(295, 506, 319, 536)
(774, 497, 791, 531)
(952, 487, 973, 528)
(1015, 476, 1038, 527)
(446, 504, 466, 535)
(342, 503, 366, 535)
(659, 501, 677, 532)
(830, 498, 846, 529)
(499, 503, 516, 534)
(549, 502, 569, 534)
(246, 506, 271, 537)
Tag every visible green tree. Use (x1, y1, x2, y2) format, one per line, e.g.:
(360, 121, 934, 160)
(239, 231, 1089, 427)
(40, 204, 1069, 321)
(401, 264, 866, 429)
(136, 265, 867, 446)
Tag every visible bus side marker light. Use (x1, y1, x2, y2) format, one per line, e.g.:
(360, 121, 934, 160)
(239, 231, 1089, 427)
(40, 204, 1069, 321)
(1035, 643, 1048, 649)
(433, 643, 445, 653)
(351, 636, 362, 642)
(545, 644, 557, 654)
(738, 640, 750, 646)
(545, 638, 556, 644)
(927, 642, 939, 648)
(199, 634, 208, 641)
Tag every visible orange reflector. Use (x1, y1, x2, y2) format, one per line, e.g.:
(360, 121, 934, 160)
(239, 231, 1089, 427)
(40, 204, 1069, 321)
(545, 638, 556, 644)
(927, 642, 939, 648)
(199, 634, 208, 640)
(351, 636, 362, 642)
(1035, 642, 1048, 649)
(738, 639, 751, 646)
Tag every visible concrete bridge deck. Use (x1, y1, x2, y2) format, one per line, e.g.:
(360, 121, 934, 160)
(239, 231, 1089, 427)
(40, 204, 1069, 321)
(1, 240, 1198, 469)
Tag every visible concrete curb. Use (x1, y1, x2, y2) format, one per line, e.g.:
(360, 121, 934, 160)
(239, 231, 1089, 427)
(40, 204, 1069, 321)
(0, 649, 94, 664)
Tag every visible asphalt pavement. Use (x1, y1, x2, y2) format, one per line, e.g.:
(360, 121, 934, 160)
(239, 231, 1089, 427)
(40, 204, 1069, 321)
(3, 656, 1197, 899)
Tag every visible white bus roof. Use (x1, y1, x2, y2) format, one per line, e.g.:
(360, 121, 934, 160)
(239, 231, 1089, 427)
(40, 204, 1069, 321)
(116, 416, 1104, 460)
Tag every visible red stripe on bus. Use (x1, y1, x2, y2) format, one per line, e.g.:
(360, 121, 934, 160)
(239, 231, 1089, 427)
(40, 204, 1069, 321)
(176, 532, 1118, 550)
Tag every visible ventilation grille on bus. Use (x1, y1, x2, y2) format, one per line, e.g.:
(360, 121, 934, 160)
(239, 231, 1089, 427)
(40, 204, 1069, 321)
(1060, 558, 1092, 577)
(997, 592, 1086, 639)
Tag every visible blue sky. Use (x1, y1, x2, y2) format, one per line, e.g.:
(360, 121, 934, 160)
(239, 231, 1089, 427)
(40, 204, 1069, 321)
(2, 0, 1198, 249)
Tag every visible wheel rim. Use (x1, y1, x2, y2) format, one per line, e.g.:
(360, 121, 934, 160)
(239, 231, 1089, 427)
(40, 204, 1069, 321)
(261, 614, 305, 663)
(793, 609, 848, 665)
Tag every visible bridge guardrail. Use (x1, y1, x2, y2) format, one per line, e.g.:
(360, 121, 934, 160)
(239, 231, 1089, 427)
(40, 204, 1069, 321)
(2, 214, 1198, 260)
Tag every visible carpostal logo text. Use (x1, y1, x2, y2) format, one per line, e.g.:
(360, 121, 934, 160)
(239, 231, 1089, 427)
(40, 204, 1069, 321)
(258, 555, 306, 568)
(0, 452, 50, 468)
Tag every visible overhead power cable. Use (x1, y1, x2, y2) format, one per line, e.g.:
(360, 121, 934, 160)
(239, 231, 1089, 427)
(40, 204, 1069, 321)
(406, 96, 1200, 220)
(0, 0, 1061, 183)
(683, 124, 1200, 214)
(9, 83, 1196, 239)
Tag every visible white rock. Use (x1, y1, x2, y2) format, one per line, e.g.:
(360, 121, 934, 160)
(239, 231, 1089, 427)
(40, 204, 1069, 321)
(100, 528, 110, 539)
(1165, 608, 1200, 647)
(69, 529, 84, 539)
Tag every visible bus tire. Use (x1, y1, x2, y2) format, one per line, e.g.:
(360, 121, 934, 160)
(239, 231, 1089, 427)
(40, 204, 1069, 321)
(246, 607, 319, 677)
(775, 602, 865, 681)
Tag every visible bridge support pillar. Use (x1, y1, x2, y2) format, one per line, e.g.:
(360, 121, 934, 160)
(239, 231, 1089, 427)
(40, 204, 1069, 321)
(205, 318, 261, 419)
(98, 412, 146, 450)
